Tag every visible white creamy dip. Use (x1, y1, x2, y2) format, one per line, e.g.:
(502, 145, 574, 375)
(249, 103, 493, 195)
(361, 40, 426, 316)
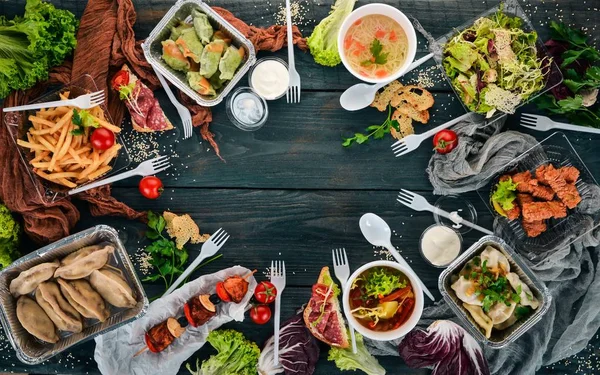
(250, 59, 289, 100)
(420, 225, 461, 266)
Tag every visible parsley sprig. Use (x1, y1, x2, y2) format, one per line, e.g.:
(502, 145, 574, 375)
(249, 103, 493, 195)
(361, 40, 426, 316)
(463, 258, 520, 313)
(361, 39, 389, 66)
(342, 105, 399, 147)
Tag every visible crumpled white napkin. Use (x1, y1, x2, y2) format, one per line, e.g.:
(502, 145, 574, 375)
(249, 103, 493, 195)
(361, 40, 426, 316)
(93, 265, 256, 375)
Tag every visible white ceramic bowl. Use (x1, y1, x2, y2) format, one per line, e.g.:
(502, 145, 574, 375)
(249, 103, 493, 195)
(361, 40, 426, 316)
(337, 3, 417, 84)
(342, 260, 424, 341)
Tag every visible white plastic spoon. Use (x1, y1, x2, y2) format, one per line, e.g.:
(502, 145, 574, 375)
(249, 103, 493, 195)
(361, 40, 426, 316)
(359, 213, 435, 301)
(340, 53, 434, 111)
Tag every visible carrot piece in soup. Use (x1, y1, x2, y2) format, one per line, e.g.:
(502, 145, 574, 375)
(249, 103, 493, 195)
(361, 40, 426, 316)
(354, 19, 362, 26)
(344, 36, 353, 50)
(375, 29, 386, 39)
(375, 69, 388, 78)
(389, 30, 397, 41)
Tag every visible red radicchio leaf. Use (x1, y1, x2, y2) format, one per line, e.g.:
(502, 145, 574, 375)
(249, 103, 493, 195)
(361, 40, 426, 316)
(551, 84, 573, 100)
(487, 39, 497, 56)
(463, 30, 476, 42)
(399, 320, 490, 375)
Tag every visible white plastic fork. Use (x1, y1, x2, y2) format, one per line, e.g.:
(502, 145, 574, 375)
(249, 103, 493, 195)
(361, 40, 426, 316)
(397, 189, 493, 235)
(270, 260, 286, 366)
(163, 228, 230, 296)
(520, 113, 600, 134)
(332, 248, 357, 354)
(68, 155, 171, 195)
(391, 113, 472, 157)
(152, 67, 194, 139)
(285, 0, 301, 103)
(3, 91, 105, 112)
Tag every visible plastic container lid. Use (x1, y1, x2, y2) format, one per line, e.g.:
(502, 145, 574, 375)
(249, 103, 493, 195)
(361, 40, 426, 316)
(433, 195, 478, 235)
(226, 87, 268, 131)
(248, 57, 289, 100)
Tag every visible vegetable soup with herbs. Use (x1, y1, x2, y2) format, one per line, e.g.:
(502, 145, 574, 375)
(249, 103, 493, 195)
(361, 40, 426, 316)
(343, 15, 408, 79)
(349, 266, 415, 331)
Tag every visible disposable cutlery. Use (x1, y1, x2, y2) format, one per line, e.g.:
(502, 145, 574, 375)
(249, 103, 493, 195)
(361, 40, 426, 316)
(332, 248, 357, 353)
(285, 0, 301, 103)
(3, 91, 105, 112)
(152, 66, 194, 139)
(270, 260, 286, 365)
(397, 189, 493, 235)
(68, 155, 171, 195)
(359, 213, 435, 301)
(520, 113, 600, 134)
(163, 228, 230, 296)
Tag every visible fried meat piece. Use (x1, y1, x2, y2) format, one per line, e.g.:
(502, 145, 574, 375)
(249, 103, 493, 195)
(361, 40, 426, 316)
(522, 201, 567, 221)
(522, 220, 547, 238)
(536, 165, 580, 185)
(543, 165, 582, 209)
(517, 193, 534, 205)
(505, 205, 521, 221)
(222, 275, 249, 303)
(512, 171, 554, 200)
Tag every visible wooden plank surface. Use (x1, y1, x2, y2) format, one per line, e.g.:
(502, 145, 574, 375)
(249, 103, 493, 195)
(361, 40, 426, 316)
(0, 0, 599, 374)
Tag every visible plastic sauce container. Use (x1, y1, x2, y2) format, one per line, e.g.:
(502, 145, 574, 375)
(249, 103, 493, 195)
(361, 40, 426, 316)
(419, 224, 462, 267)
(226, 87, 268, 131)
(248, 57, 289, 100)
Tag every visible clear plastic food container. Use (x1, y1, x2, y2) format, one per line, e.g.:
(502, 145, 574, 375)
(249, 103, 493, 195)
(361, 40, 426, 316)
(439, 235, 550, 348)
(0, 225, 148, 364)
(475, 132, 600, 262)
(2, 75, 131, 204)
(142, 0, 257, 107)
(431, 0, 563, 123)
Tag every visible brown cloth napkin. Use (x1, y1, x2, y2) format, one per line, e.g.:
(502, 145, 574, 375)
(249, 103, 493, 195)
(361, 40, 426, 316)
(0, 0, 306, 244)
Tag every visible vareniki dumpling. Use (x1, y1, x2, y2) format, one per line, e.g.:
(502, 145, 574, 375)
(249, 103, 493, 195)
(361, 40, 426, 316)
(16, 296, 59, 344)
(89, 268, 136, 308)
(480, 246, 510, 274)
(57, 278, 110, 322)
(35, 281, 82, 333)
(176, 28, 203, 63)
(463, 303, 493, 338)
(60, 245, 102, 266)
(9, 260, 60, 298)
(54, 245, 114, 280)
(487, 301, 517, 325)
(506, 273, 540, 309)
(451, 276, 483, 306)
(193, 10, 213, 44)
(218, 45, 244, 80)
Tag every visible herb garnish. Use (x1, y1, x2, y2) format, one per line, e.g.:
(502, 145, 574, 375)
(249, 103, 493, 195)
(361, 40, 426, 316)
(360, 39, 388, 66)
(71, 109, 99, 135)
(462, 257, 519, 313)
(342, 105, 400, 146)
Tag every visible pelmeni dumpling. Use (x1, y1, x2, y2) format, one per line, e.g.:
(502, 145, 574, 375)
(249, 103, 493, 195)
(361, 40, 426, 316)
(494, 309, 519, 330)
(60, 245, 102, 266)
(89, 268, 136, 308)
(54, 245, 114, 280)
(10, 260, 60, 298)
(57, 278, 110, 322)
(35, 281, 82, 333)
(506, 273, 539, 309)
(463, 303, 493, 338)
(480, 246, 510, 274)
(487, 301, 517, 325)
(451, 276, 483, 306)
(16, 296, 59, 343)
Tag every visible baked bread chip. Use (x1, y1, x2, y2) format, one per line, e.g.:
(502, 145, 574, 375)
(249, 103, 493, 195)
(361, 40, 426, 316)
(163, 211, 209, 250)
(390, 85, 435, 111)
(391, 111, 415, 139)
(395, 102, 430, 124)
(370, 81, 404, 111)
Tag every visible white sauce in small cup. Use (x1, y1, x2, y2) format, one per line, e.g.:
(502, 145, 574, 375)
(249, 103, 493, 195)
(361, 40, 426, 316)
(420, 225, 461, 266)
(250, 59, 289, 100)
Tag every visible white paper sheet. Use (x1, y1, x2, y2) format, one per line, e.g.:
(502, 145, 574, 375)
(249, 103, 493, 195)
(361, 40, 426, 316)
(94, 265, 256, 375)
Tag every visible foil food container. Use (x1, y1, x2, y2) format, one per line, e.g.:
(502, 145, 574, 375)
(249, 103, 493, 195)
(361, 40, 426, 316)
(142, 0, 257, 107)
(439, 235, 551, 348)
(0, 225, 148, 365)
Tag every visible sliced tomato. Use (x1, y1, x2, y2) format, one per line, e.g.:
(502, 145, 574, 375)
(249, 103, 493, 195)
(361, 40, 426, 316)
(111, 70, 129, 91)
(145, 332, 160, 353)
(183, 302, 197, 327)
(216, 281, 231, 302)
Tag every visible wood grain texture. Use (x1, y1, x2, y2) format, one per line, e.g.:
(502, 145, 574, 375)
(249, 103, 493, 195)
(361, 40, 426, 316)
(0, 0, 599, 374)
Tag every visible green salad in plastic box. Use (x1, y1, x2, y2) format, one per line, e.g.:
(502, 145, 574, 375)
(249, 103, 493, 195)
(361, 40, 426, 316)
(442, 8, 547, 118)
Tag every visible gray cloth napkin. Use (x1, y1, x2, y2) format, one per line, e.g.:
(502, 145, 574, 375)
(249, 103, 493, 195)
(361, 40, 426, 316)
(365, 117, 600, 375)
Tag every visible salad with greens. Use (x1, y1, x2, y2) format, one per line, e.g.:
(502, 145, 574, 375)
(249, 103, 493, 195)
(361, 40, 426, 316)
(442, 8, 547, 118)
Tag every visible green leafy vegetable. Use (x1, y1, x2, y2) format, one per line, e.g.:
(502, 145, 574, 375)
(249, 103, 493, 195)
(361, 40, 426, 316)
(186, 329, 260, 375)
(71, 109, 99, 135)
(342, 105, 400, 147)
(361, 39, 389, 66)
(514, 305, 532, 320)
(548, 21, 600, 67)
(491, 177, 518, 211)
(354, 266, 406, 299)
(306, 0, 356, 67)
(328, 332, 386, 375)
(0, 203, 21, 269)
(0, 0, 78, 98)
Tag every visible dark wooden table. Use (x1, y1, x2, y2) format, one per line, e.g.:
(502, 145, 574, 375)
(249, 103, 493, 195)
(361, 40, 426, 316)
(1, 0, 599, 374)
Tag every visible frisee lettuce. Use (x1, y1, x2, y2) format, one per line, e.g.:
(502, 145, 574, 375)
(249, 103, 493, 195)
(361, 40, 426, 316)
(492, 177, 518, 211)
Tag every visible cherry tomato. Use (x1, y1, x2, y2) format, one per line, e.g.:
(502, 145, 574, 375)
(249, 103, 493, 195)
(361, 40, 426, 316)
(139, 176, 163, 199)
(249, 305, 271, 325)
(253, 281, 277, 304)
(215, 281, 231, 302)
(433, 129, 458, 154)
(183, 302, 197, 327)
(90, 128, 115, 151)
(111, 70, 130, 91)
